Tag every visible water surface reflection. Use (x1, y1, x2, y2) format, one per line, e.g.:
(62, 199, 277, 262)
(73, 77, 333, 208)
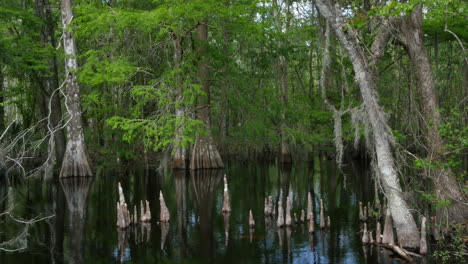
(2, 161, 425, 263)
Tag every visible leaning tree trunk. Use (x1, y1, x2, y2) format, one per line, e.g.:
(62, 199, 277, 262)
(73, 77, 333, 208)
(315, 0, 420, 249)
(171, 33, 189, 169)
(190, 21, 224, 169)
(35, 0, 66, 165)
(399, 6, 468, 223)
(59, 0, 92, 177)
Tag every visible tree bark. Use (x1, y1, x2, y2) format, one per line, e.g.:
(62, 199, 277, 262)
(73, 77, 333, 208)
(35, 0, 66, 165)
(171, 33, 189, 169)
(398, 7, 468, 223)
(314, 0, 420, 249)
(59, 0, 92, 177)
(190, 21, 224, 169)
(274, 0, 292, 164)
(0, 64, 4, 131)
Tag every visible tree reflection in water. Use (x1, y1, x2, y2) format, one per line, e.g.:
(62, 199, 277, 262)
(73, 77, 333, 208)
(60, 177, 94, 264)
(190, 169, 223, 259)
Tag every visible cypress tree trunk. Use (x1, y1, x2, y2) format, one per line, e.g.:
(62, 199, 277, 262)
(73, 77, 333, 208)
(59, 0, 92, 177)
(399, 7, 468, 223)
(190, 21, 224, 169)
(314, 0, 420, 249)
(273, 0, 292, 164)
(171, 33, 188, 169)
(35, 0, 66, 165)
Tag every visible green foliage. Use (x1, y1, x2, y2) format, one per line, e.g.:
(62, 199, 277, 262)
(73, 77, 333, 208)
(433, 225, 468, 263)
(106, 114, 203, 152)
(369, 0, 416, 17)
(392, 130, 407, 142)
(78, 50, 136, 87)
(439, 108, 468, 181)
(0, 0, 465, 175)
(420, 191, 452, 209)
(423, 0, 468, 41)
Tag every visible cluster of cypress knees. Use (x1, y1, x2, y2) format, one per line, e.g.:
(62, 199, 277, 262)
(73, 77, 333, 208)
(116, 182, 170, 229)
(358, 183, 428, 262)
(116, 176, 428, 262)
(221, 174, 330, 233)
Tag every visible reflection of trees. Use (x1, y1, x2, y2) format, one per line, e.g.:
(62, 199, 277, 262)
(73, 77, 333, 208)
(325, 159, 342, 263)
(190, 169, 222, 259)
(160, 222, 169, 250)
(174, 170, 188, 256)
(117, 229, 129, 263)
(223, 212, 230, 247)
(279, 164, 291, 223)
(278, 164, 291, 263)
(45, 182, 65, 263)
(60, 177, 94, 264)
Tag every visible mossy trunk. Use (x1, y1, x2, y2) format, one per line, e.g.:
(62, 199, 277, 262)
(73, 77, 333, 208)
(315, 0, 420, 249)
(59, 0, 92, 177)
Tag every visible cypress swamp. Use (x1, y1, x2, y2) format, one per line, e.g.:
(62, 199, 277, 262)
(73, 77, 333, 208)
(0, 0, 467, 263)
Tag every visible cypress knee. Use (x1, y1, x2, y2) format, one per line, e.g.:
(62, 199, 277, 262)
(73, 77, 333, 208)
(249, 210, 255, 228)
(277, 200, 285, 228)
(359, 201, 365, 221)
(222, 175, 231, 213)
(362, 223, 369, 244)
(382, 209, 394, 246)
(376, 221, 382, 244)
(320, 199, 325, 229)
(308, 212, 314, 233)
(420, 217, 427, 255)
(307, 192, 313, 220)
(159, 191, 170, 223)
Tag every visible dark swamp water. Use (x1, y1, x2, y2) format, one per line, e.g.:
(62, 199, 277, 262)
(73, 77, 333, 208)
(0, 158, 431, 264)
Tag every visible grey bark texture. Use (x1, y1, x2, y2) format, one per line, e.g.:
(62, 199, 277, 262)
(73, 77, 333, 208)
(59, 0, 92, 177)
(314, 0, 420, 249)
(398, 6, 468, 223)
(171, 33, 188, 169)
